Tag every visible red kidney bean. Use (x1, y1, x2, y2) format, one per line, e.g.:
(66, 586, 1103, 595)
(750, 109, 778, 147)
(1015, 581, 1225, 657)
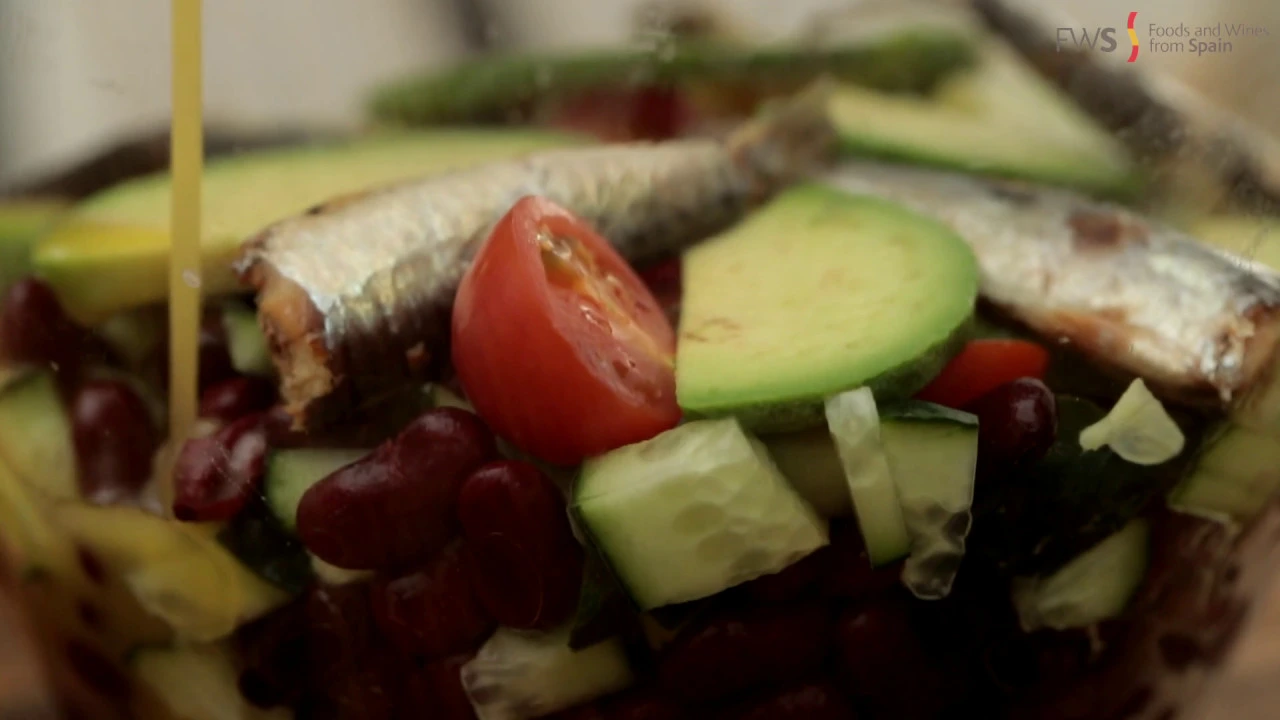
(548, 704, 607, 720)
(601, 688, 691, 720)
(172, 413, 268, 522)
(71, 379, 159, 505)
(370, 542, 494, 662)
(296, 407, 497, 571)
(304, 581, 404, 720)
(0, 277, 85, 373)
(742, 547, 830, 604)
(401, 653, 477, 720)
(198, 311, 238, 392)
(819, 521, 902, 602)
(458, 460, 583, 630)
(305, 582, 380, 662)
(198, 376, 277, 423)
(836, 601, 959, 718)
(716, 681, 856, 720)
(234, 600, 310, 709)
(964, 378, 1057, 481)
(263, 404, 310, 448)
(658, 602, 832, 704)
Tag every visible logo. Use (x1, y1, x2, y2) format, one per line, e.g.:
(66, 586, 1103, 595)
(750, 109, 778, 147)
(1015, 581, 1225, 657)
(1057, 12, 1269, 60)
(1054, 11, 1140, 63)
(1127, 11, 1140, 62)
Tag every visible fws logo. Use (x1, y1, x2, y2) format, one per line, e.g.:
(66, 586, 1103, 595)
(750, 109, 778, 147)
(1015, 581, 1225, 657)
(1055, 11, 1141, 62)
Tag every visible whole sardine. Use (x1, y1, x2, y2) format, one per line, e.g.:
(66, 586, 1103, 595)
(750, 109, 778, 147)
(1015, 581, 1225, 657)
(238, 85, 838, 431)
(823, 162, 1280, 432)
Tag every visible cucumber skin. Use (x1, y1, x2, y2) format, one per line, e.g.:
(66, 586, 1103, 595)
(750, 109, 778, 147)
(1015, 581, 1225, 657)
(879, 398, 977, 426)
(682, 318, 974, 434)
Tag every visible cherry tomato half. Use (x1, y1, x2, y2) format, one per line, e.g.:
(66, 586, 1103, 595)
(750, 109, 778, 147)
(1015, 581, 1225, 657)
(914, 339, 1050, 410)
(451, 196, 682, 466)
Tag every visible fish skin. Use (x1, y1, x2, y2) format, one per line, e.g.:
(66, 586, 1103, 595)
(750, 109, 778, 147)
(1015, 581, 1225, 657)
(822, 161, 1280, 423)
(238, 83, 839, 431)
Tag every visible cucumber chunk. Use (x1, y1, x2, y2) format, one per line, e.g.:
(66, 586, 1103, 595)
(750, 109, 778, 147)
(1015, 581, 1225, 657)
(1169, 423, 1280, 524)
(96, 306, 167, 369)
(461, 626, 634, 720)
(573, 418, 828, 611)
(222, 303, 273, 377)
(760, 427, 852, 518)
(0, 371, 78, 500)
(132, 642, 292, 720)
(823, 388, 911, 566)
(216, 503, 313, 595)
(675, 183, 977, 432)
(1011, 519, 1149, 632)
(879, 400, 978, 599)
(264, 448, 367, 531)
(430, 382, 476, 412)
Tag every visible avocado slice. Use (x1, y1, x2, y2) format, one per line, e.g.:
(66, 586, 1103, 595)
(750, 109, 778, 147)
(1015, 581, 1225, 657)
(368, 34, 974, 127)
(32, 129, 589, 324)
(1189, 214, 1280, 272)
(828, 42, 1141, 196)
(0, 199, 66, 295)
(675, 183, 978, 432)
(0, 453, 174, 681)
(52, 503, 291, 642)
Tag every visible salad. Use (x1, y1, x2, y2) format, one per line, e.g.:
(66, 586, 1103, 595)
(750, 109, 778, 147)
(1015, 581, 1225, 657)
(2, 2, 1280, 720)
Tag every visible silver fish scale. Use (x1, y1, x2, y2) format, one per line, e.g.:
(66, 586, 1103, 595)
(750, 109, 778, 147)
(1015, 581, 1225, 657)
(823, 162, 1280, 400)
(240, 140, 756, 400)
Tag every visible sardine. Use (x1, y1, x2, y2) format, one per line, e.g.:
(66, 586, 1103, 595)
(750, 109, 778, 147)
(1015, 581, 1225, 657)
(823, 161, 1280, 431)
(237, 84, 838, 431)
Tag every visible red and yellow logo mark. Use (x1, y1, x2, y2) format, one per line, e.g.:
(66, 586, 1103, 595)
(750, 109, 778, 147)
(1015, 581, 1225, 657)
(1127, 11, 1140, 62)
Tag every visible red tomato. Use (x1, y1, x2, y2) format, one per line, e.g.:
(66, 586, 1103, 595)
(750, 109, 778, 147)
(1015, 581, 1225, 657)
(451, 196, 682, 466)
(914, 339, 1050, 410)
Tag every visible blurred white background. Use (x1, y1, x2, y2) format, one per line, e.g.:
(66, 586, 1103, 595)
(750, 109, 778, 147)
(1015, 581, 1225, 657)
(0, 0, 1277, 186)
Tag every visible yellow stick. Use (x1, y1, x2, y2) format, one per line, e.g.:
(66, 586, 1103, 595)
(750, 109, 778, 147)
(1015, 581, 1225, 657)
(168, 0, 203, 454)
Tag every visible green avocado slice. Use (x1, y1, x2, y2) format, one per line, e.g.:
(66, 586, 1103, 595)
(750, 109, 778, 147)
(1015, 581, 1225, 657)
(31, 128, 588, 324)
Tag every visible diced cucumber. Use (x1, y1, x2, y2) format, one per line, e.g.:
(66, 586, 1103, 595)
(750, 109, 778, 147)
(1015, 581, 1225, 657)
(264, 448, 367, 531)
(675, 183, 977, 432)
(760, 427, 852, 518)
(879, 400, 978, 599)
(216, 504, 313, 595)
(0, 371, 78, 500)
(430, 382, 475, 412)
(1079, 379, 1185, 466)
(1169, 423, 1280, 524)
(96, 305, 167, 369)
(461, 626, 634, 720)
(573, 418, 828, 611)
(222, 303, 273, 377)
(132, 642, 293, 720)
(1011, 519, 1149, 632)
(824, 388, 911, 566)
(53, 504, 290, 641)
